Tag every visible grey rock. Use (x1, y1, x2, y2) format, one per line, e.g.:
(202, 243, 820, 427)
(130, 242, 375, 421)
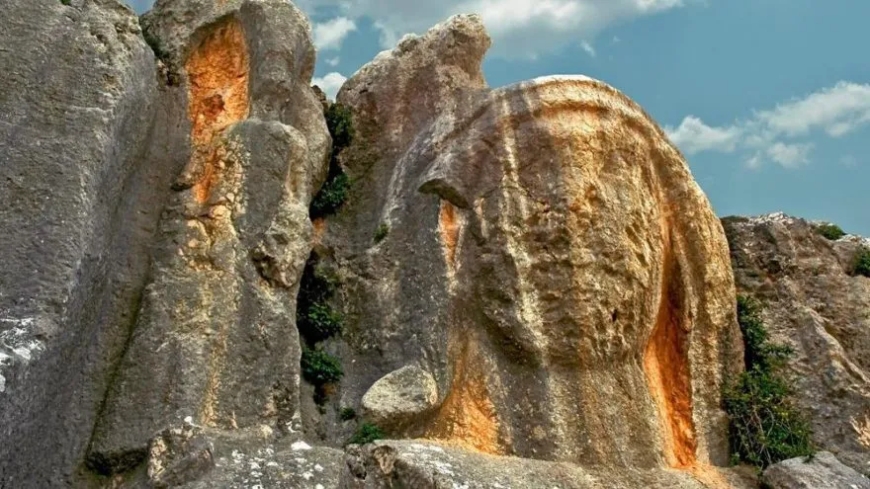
(762, 451, 870, 489)
(361, 365, 439, 432)
(320, 13, 741, 472)
(339, 440, 756, 489)
(0, 0, 165, 485)
(723, 213, 870, 475)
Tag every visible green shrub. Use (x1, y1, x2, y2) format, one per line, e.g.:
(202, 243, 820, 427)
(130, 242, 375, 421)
(724, 295, 814, 468)
(816, 223, 846, 241)
(301, 347, 343, 386)
(325, 103, 355, 155)
(373, 223, 389, 244)
(853, 247, 870, 278)
(339, 407, 357, 421)
(347, 422, 385, 446)
(310, 103, 355, 219)
(299, 302, 343, 343)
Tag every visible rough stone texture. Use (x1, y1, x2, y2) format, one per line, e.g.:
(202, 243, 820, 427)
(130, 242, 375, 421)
(88, 0, 330, 477)
(361, 365, 439, 431)
(761, 451, 870, 489)
(339, 440, 756, 489)
(723, 213, 870, 476)
(0, 0, 165, 485)
(322, 13, 742, 477)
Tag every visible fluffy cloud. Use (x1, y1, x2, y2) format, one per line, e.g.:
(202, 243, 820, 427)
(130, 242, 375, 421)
(666, 116, 741, 154)
(313, 17, 357, 51)
(130, 0, 690, 57)
(666, 81, 870, 169)
(297, 0, 696, 58)
(312, 72, 347, 100)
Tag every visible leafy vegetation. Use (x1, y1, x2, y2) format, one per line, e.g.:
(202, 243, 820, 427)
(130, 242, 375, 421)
(301, 347, 343, 386)
(296, 257, 343, 345)
(347, 422, 385, 446)
(339, 407, 357, 421)
(373, 223, 389, 244)
(310, 103, 355, 219)
(815, 223, 846, 241)
(723, 296, 814, 469)
(853, 246, 870, 278)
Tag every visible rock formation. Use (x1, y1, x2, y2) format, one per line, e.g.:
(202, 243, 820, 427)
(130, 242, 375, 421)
(2, 0, 865, 488)
(724, 213, 870, 476)
(319, 12, 744, 481)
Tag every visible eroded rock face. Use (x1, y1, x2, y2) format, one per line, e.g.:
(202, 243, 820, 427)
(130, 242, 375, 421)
(761, 451, 870, 489)
(322, 14, 742, 475)
(723, 213, 870, 476)
(339, 440, 756, 489)
(0, 0, 161, 484)
(87, 0, 330, 477)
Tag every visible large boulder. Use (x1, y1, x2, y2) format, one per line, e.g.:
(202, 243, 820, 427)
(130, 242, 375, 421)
(0, 0, 162, 485)
(87, 0, 330, 477)
(761, 451, 870, 489)
(318, 13, 742, 477)
(723, 213, 870, 475)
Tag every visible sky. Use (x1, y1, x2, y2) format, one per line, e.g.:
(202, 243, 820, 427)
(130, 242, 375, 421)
(127, 0, 870, 236)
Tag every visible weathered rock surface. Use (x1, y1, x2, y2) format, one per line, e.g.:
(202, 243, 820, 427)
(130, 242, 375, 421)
(761, 451, 870, 489)
(88, 0, 330, 478)
(723, 214, 870, 475)
(0, 0, 164, 485)
(339, 440, 756, 489)
(320, 13, 743, 477)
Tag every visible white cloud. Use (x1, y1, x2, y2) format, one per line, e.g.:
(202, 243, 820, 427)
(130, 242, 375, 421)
(665, 116, 741, 155)
(581, 41, 596, 57)
(666, 81, 870, 169)
(326, 57, 341, 66)
(312, 72, 347, 100)
(313, 17, 357, 51)
(763, 142, 813, 168)
(296, 0, 698, 58)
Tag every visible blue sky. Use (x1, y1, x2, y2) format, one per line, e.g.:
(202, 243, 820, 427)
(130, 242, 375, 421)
(128, 0, 870, 235)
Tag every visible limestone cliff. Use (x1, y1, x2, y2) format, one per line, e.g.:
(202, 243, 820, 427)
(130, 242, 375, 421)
(1, 0, 864, 488)
(723, 213, 870, 476)
(318, 13, 744, 484)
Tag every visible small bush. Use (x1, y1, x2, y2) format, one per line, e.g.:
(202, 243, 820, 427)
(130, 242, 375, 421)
(325, 103, 355, 155)
(310, 103, 355, 219)
(310, 173, 350, 218)
(853, 247, 870, 278)
(339, 407, 357, 421)
(373, 223, 389, 244)
(301, 347, 343, 386)
(815, 223, 846, 241)
(724, 295, 814, 469)
(347, 422, 385, 446)
(299, 302, 343, 344)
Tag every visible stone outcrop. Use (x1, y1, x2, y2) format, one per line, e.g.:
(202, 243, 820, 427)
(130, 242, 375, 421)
(88, 0, 329, 478)
(0, 0, 328, 485)
(339, 440, 757, 489)
(0, 0, 161, 485)
(723, 213, 870, 476)
(6, 0, 867, 487)
(761, 451, 870, 489)
(318, 13, 743, 481)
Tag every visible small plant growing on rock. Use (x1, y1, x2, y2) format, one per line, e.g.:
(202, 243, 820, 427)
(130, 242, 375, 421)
(815, 223, 846, 241)
(723, 295, 814, 469)
(347, 422, 385, 446)
(853, 247, 870, 278)
(301, 347, 343, 386)
(310, 103, 355, 219)
(339, 407, 357, 421)
(373, 223, 389, 244)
